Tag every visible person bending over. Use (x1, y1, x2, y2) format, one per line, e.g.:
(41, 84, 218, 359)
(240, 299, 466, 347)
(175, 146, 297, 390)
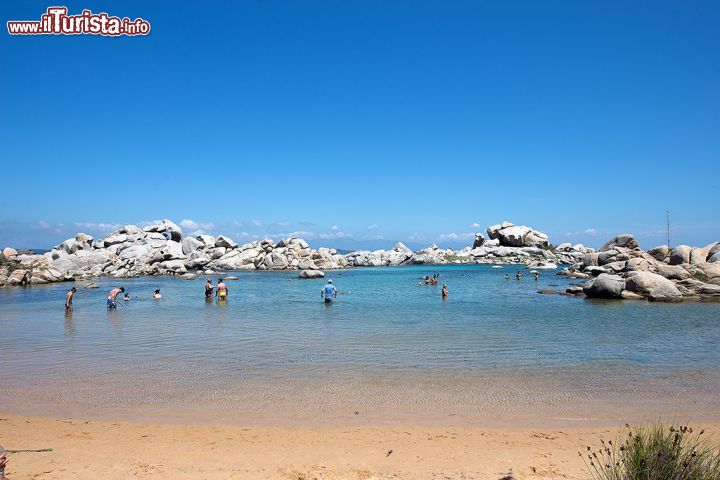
(107, 287, 124, 308)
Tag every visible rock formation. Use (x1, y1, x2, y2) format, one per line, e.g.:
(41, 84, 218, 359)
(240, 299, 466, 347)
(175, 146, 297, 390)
(560, 235, 720, 302)
(0, 220, 348, 285)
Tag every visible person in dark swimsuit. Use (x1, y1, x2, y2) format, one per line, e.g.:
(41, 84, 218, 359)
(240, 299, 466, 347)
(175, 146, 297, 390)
(205, 279, 214, 299)
(65, 287, 77, 314)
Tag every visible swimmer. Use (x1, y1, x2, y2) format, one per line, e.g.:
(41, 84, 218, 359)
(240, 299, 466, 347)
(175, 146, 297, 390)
(533, 271, 540, 281)
(204, 278, 214, 298)
(441, 283, 448, 299)
(504, 273, 510, 280)
(418, 282, 422, 288)
(153, 289, 161, 299)
(124, 293, 130, 301)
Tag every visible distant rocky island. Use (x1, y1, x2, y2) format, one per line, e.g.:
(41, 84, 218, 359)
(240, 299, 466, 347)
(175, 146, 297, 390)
(1, 219, 718, 302)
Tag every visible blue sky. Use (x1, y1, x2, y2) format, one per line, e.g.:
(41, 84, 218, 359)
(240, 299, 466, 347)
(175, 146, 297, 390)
(1, 1, 718, 250)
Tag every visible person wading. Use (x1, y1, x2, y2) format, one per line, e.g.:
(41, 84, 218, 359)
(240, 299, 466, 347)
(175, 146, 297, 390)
(321, 279, 337, 304)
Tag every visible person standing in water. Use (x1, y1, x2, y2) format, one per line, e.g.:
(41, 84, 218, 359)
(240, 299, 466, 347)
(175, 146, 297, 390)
(533, 271, 540, 281)
(65, 287, 77, 314)
(153, 289, 162, 299)
(107, 287, 124, 308)
(321, 279, 337, 303)
(216, 278, 228, 301)
(204, 278, 214, 299)
(441, 283, 448, 299)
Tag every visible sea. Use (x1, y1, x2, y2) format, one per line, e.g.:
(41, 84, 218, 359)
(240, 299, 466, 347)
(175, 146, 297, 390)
(1, 264, 719, 427)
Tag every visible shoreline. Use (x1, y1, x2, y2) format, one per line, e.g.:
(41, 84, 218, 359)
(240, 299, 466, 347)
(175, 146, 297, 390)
(5, 413, 720, 480)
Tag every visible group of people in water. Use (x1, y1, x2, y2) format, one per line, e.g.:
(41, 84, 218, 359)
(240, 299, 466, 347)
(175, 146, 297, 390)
(62, 267, 500, 313)
(419, 273, 448, 299)
(204, 278, 229, 301)
(64, 285, 163, 314)
(504, 270, 540, 281)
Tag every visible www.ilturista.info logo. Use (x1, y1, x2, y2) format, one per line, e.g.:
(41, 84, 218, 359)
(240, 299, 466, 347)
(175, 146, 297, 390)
(7, 6, 150, 36)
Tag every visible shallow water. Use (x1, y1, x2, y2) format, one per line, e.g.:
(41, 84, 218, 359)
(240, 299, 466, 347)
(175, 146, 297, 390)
(1, 265, 719, 426)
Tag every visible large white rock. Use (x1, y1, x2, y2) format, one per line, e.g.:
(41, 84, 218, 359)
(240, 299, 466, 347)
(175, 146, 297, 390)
(582, 273, 625, 298)
(215, 235, 237, 249)
(104, 233, 128, 247)
(60, 238, 82, 254)
(472, 233, 485, 248)
(599, 234, 639, 252)
(298, 270, 324, 279)
(120, 244, 150, 261)
(486, 222, 549, 247)
(181, 236, 203, 255)
(119, 224, 143, 235)
(648, 245, 670, 261)
(160, 240, 186, 260)
(669, 245, 691, 265)
(2, 247, 17, 258)
(264, 252, 288, 269)
(625, 271, 681, 300)
(496, 226, 529, 247)
(143, 219, 182, 241)
(654, 263, 690, 280)
(145, 232, 168, 249)
(196, 234, 216, 248)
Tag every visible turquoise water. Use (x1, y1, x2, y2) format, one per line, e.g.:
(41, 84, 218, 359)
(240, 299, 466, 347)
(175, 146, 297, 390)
(1, 265, 719, 426)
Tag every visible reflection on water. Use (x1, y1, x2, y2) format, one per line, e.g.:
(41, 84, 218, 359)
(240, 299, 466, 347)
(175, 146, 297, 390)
(1, 265, 719, 425)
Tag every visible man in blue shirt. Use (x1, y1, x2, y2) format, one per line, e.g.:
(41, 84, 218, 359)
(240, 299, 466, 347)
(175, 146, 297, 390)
(321, 279, 337, 303)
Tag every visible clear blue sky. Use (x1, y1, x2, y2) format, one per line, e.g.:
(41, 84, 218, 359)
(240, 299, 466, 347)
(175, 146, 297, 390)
(1, 1, 718, 250)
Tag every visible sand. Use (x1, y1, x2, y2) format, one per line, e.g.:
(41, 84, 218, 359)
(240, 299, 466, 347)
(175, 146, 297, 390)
(1, 413, 717, 479)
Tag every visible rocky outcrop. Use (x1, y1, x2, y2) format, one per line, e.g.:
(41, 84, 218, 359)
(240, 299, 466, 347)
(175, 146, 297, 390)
(487, 222, 549, 247)
(346, 222, 587, 268)
(0, 219, 349, 285)
(582, 274, 625, 299)
(559, 234, 720, 302)
(599, 234, 639, 251)
(346, 242, 414, 267)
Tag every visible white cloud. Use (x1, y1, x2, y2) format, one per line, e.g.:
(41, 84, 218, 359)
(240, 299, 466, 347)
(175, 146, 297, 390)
(179, 219, 215, 231)
(407, 233, 426, 242)
(331, 225, 338, 230)
(235, 231, 259, 240)
(437, 232, 475, 242)
(178, 219, 215, 236)
(471, 223, 481, 228)
(75, 222, 122, 232)
(251, 219, 263, 227)
(36, 220, 51, 229)
(584, 228, 598, 236)
(272, 230, 353, 241)
(136, 219, 166, 229)
(179, 219, 200, 230)
(367, 224, 378, 230)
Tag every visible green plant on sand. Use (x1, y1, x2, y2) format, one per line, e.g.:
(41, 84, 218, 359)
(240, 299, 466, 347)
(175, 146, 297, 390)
(581, 423, 720, 480)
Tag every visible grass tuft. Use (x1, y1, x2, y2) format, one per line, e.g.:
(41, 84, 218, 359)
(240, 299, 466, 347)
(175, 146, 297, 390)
(581, 423, 720, 480)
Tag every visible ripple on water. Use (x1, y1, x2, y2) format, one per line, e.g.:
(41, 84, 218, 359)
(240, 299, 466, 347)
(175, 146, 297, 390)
(1, 265, 719, 424)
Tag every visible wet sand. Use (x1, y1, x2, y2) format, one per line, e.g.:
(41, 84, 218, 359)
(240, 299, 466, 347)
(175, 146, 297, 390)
(2, 413, 718, 479)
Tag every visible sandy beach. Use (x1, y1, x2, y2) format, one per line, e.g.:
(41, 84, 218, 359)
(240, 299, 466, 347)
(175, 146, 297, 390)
(0, 413, 715, 479)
